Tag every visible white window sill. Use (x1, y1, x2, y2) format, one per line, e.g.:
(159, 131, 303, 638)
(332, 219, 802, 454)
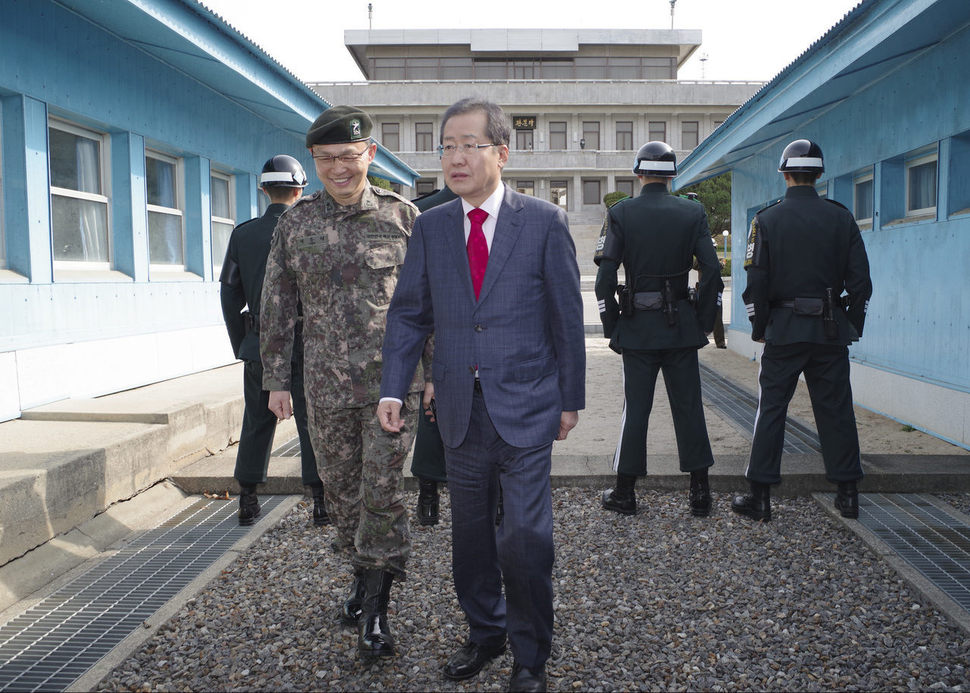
(53, 269, 134, 283)
(0, 269, 29, 284)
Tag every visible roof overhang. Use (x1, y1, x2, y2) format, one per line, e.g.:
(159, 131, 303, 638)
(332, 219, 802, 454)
(675, 0, 970, 188)
(52, 0, 417, 185)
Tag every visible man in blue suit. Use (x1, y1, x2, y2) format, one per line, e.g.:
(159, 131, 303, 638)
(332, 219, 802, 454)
(378, 98, 585, 692)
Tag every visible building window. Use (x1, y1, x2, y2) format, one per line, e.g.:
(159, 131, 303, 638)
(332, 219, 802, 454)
(854, 173, 874, 226)
(681, 121, 699, 150)
(516, 180, 535, 197)
(649, 121, 666, 143)
(582, 122, 600, 150)
(415, 122, 434, 152)
(382, 123, 400, 152)
(515, 130, 534, 151)
(616, 122, 633, 151)
(146, 151, 184, 267)
(407, 58, 438, 80)
(550, 180, 568, 210)
(616, 179, 636, 198)
(210, 172, 234, 276)
(415, 178, 435, 197)
(549, 122, 567, 150)
(372, 58, 405, 80)
(582, 179, 601, 205)
(643, 57, 676, 79)
(441, 58, 473, 80)
(906, 153, 937, 216)
(48, 120, 110, 266)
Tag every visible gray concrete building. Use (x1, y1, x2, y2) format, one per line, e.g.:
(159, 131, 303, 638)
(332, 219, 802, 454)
(311, 28, 761, 243)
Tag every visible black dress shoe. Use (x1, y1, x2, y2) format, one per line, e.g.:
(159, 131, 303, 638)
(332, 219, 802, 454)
(731, 482, 771, 521)
(238, 485, 261, 526)
(602, 488, 636, 515)
(442, 637, 507, 680)
(509, 661, 547, 692)
(835, 481, 859, 518)
(417, 478, 439, 526)
(311, 485, 330, 526)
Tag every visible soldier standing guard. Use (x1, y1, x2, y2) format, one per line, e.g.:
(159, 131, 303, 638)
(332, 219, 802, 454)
(220, 155, 327, 527)
(594, 141, 720, 517)
(259, 106, 426, 659)
(732, 139, 872, 522)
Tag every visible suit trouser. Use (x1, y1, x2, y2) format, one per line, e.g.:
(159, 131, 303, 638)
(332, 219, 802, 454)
(614, 348, 715, 476)
(444, 386, 555, 672)
(307, 393, 419, 577)
(234, 358, 321, 487)
(747, 342, 863, 485)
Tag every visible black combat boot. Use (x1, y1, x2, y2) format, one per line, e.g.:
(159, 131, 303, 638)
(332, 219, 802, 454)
(417, 478, 439, 526)
(834, 480, 859, 519)
(238, 484, 261, 526)
(495, 485, 504, 526)
(310, 484, 330, 527)
(731, 482, 771, 521)
(602, 473, 637, 516)
(340, 571, 366, 626)
(689, 469, 713, 517)
(358, 569, 396, 658)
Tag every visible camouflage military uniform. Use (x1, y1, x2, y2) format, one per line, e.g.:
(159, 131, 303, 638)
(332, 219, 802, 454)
(260, 183, 424, 577)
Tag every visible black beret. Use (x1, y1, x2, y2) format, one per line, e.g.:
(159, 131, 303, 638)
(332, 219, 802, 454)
(305, 106, 373, 147)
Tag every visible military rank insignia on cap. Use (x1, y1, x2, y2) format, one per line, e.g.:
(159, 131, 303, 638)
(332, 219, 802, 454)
(306, 105, 373, 147)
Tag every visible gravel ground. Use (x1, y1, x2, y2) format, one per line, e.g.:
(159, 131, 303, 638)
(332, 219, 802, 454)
(99, 489, 970, 692)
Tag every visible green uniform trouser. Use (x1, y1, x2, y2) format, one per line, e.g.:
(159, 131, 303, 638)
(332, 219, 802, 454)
(308, 392, 420, 578)
(614, 348, 715, 476)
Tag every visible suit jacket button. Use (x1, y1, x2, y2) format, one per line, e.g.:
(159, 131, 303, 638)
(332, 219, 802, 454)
(474, 324, 484, 332)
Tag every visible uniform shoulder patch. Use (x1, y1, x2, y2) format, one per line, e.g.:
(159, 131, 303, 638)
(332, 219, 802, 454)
(287, 190, 321, 212)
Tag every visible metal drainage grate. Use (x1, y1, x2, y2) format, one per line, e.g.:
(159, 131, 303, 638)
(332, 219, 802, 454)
(271, 436, 301, 457)
(0, 495, 286, 692)
(699, 362, 821, 454)
(858, 494, 970, 612)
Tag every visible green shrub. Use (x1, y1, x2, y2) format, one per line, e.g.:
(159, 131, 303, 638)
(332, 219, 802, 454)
(603, 191, 630, 208)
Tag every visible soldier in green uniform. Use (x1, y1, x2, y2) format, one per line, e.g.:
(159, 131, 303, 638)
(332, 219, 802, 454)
(259, 106, 425, 659)
(732, 139, 872, 522)
(593, 141, 721, 517)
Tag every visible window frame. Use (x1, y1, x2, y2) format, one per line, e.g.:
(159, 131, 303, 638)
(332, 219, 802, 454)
(382, 122, 400, 152)
(209, 170, 235, 277)
(905, 151, 938, 218)
(582, 178, 601, 206)
(853, 170, 874, 228)
(145, 149, 185, 270)
(549, 121, 567, 150)
(648, 121, 666, 143)
(48, 118, 112, 271)
(515, 130, 534, 151)
(681, 121, 699, 150)
(415, 122, 434, 152)
(616, 121, 633, 151)
(582, 121, 600, 150)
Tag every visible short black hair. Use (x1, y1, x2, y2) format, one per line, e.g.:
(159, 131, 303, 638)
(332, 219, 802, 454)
(789, 171, 821, 186)
(440, 98, 511, 146)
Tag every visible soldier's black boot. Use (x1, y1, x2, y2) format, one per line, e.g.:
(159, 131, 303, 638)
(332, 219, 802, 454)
(417, 478, 439, 526)
(358, 569, 396, 658)
(689, 469, 713, 517)
(602, 473, 637, 516)
(834, 481, 859, 519)
(339, 572, 365, 626)
(495, 485, 504, 526)
(238, 484, 261, 526)
(731, 482, 771, 521)
(310, 484, 330, 527)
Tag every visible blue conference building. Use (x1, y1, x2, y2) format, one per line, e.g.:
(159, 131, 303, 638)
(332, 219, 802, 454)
(678, 0, 970, 448)
(0, 0, 417, 422)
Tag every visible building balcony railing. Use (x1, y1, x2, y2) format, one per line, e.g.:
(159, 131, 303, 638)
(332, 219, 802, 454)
(395, 149, 690, 175)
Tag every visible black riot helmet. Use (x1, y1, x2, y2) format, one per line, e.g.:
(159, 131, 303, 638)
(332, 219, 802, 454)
(633, 141, 677, 177)
(778, 139, 824, 174)
(259, 154, 308, 188)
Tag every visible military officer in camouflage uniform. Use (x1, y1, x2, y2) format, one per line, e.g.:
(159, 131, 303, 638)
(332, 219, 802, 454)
(259, 106, 425, 659)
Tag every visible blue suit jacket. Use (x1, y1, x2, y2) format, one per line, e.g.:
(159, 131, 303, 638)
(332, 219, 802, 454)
(381, 186, 586, 449)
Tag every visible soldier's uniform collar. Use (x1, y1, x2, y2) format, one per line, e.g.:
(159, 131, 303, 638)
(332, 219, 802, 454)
(322, 185, 380, 215)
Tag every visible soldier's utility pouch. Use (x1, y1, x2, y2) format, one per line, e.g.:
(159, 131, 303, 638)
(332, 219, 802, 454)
(618, 285, 635, 316)
(792, 297, 824, 316)
(633, 291, 663, 311)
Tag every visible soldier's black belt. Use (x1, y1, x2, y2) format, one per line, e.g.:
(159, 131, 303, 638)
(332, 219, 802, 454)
(634, 289, 689, 311)
(771, 298, 824, 316)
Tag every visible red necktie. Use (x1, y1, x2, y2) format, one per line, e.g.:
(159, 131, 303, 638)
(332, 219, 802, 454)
(467, 208, 489, 300)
